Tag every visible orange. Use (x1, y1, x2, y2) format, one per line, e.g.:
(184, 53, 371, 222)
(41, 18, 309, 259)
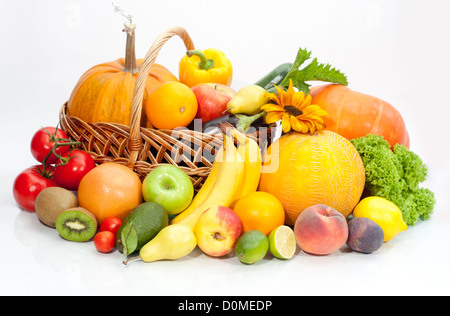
(145, 81, 198, 129)
(233, 191, 285, 236)
(78, 162, 143, 223)
(258, 130, 365, 226)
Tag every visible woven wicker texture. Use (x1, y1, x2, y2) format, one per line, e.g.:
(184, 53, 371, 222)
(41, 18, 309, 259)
(59, 26, 272, 189)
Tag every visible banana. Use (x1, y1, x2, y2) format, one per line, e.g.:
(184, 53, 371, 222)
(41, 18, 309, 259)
(174, 133, 245, 230)
(170, 146, 223, 225)
(228, 127, 262, 207)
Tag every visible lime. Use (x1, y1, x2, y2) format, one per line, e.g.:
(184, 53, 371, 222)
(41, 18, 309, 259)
(268, 225, 296, 260)
(235, 230, 269, 264)
(353, 196, 407, 242)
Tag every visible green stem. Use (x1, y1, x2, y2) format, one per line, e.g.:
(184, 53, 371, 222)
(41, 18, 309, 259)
(38, 127, 81, 178)
(186, 50, 215, 71)
(123, 255, 142, 266)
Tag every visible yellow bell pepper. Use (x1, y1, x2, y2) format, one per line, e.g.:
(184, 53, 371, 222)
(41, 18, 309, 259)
(179, 49, 233, 88)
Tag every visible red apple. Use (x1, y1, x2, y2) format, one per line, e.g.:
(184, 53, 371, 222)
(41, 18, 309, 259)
(294, 204, 349, 255)
(194, 205, 243, 257)
(191, 83, 236, 123)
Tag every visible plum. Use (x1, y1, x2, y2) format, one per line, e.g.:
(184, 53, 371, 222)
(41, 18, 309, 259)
(346, 217, 384, 254)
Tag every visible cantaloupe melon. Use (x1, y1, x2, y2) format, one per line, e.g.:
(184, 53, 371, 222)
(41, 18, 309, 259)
(259, 130, 365, 226)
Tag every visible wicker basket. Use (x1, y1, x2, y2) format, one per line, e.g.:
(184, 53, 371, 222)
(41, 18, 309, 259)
(59, 26, 273, 190)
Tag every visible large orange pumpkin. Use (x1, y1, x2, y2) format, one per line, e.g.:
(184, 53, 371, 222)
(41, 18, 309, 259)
(67, 24, 178, 128)
(310, 84, 410, 149)
(259, 130, 366, 226)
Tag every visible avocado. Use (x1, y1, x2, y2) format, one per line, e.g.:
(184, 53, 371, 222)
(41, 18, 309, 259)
(116, 202, 168, 255)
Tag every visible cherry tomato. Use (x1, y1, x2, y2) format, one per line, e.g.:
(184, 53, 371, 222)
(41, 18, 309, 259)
(30, 127, 71, 165)
(94, 231, 116, 253)
(53, 149, 96, 191)
(13, 165, 57, 212)
(99, 217, 123, 236)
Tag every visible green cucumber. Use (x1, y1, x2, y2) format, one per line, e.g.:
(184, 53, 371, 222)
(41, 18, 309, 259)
(254, 62, 293, 91)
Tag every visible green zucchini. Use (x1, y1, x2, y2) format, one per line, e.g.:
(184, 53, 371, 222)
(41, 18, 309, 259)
(254, 62, 293, 90)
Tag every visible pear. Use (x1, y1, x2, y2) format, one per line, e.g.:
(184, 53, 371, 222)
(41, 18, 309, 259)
(124, 224, 197, 264)
(227, 85, 269, 116)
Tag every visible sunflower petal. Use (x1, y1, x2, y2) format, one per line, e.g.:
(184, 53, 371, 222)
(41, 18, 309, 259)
(290, 116, 305, 133)
(298, 94, 313, 110)
(266, 93, 281, 105)
(302, 105, 328, 118)
(265, 111, 284, 124)
(261, 103, 284, 113)
(291, 91, 306, 110)
(284, 79, 296, 105)
(281, 113, 292, 133)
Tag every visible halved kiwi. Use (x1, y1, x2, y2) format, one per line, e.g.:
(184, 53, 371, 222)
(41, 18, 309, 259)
(55, 207, 98, 242)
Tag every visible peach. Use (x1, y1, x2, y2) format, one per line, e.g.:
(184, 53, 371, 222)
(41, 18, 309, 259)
(194, 206, 243, 257)
(294, 204, 348, 255)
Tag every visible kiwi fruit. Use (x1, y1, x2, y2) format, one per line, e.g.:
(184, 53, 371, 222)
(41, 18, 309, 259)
(55, 207, 98, 242)
(35, 187, 79, 228)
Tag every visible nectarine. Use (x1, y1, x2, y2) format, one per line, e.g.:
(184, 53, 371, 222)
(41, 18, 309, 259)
(294, 204, 348, 255)
(194, 206, 243, 257)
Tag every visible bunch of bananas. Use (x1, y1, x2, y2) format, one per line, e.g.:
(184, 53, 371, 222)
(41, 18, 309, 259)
(171, 122, 263, 229)
(136, 123, 262, 264)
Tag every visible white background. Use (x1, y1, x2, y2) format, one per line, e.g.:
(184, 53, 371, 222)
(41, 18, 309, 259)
(1, 0, 449, 296)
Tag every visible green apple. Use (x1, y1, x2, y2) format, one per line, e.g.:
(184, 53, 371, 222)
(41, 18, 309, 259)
(142, 165, 194, 215)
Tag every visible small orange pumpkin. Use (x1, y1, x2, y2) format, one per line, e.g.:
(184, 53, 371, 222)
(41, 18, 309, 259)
(67, 23, 178, 128)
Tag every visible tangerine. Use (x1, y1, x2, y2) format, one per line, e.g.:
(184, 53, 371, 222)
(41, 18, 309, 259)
(78, 162, 143, 223)
(145, 81, 198, 129)
(233, 191, 285, 236)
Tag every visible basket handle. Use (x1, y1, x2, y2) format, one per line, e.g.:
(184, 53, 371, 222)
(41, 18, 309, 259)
(127, 26, 195, 168)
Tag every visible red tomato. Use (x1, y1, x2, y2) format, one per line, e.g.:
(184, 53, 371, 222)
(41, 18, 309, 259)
(53, 150, 96, 191)
(99, 217, 123, 236)
(13, 165, 58, 212)
(30, 127, 71, 165)
(94, 231, 116, 253)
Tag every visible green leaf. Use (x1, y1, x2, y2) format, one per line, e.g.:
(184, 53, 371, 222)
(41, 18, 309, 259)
(235, 112, 266, 132)
(121, 224, 138, 260)
(280, 47, 348, 94)
(291, 47, 312, 72)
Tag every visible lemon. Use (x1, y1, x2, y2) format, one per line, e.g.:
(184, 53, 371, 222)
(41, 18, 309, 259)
(268, 225, 296, 260)
(353, 196, 407, 242)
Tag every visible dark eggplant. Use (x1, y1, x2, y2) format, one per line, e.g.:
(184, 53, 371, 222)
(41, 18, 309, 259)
(194, 112, 268, 135)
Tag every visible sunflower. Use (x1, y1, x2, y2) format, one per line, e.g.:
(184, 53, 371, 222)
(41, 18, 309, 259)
(261, 79, 328, 134)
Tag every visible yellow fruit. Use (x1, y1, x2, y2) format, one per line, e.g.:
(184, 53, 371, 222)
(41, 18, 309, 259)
(173, 133, 244, 230)
(170, 147, 223, 224)
(259, 130, 365, 226)
(138, 224, 197, 263)
(233, 191, 285, 236)
(227, 85, 269, 115)
(228, 127, 262, 207)
(353, 196, 407, 242)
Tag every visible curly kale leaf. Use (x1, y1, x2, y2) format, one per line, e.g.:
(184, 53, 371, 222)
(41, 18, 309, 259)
(351, 134, 436, 226)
